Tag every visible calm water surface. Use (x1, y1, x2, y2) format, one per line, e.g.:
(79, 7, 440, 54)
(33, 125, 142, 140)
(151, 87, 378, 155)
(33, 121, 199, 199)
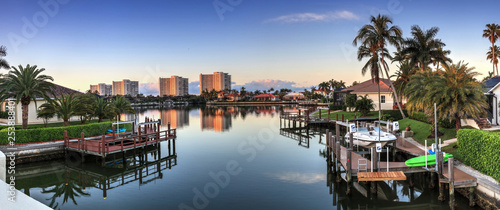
(16, 106, 477, 209)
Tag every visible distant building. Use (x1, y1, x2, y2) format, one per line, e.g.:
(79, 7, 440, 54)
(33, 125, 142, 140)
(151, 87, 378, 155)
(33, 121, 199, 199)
(253, 93, 279, 101)
(159, 76, 189, 96)
(113, 79, 139, 96)
(90, 83, 112, 96)
(200, 72, 231, 93)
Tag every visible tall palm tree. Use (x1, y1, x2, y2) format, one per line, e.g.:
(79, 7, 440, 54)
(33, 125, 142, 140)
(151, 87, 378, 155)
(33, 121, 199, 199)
(0, 64, 54, 129)
(0, 46, 9, 70)
(401, 25, 451, 72)
(356, 42, 384, 119)
(406, 61, 487, 130)
(483, 23, 500, 75)
(44, 93, 79, 126)
(486, 45, 500, 74)
(353, 14, 406, 118)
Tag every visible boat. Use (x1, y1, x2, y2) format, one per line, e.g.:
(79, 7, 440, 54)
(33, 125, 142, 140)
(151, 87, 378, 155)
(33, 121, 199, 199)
(106, 128, 127, 134)
(345, 126, 397, 148)
(405, 153, 453, 167)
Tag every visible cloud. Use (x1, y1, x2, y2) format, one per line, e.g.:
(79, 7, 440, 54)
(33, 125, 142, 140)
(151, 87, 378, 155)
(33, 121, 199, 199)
(139, 83, 158, 96)
(267, 172, 325, 184)
(189, 81, 200, 95)
(265, 10, 359, 23)
(233, 79, 309, 92)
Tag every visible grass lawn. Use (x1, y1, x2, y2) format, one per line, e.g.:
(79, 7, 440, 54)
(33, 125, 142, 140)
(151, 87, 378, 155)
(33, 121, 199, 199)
(315, 110, 380, 120)
(398, 118, 456, 144)
(0, 119, 112, 130)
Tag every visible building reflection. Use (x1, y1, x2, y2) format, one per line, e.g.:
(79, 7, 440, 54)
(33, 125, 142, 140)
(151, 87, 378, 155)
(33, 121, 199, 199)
(160, 108, 189, 129)
(16, 142, 177, 209)
(200, 107, 232, 132)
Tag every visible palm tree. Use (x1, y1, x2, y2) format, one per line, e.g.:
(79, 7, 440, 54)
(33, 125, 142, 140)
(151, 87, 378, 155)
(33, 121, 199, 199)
(93, 98, 113, 122)
(44, 93, 79, 126)
(318, 82, 331, 100)
(401, 25, 451, 72)
(355, 94, 375, 116)
(391, 60, 416, 99)
(0, 46, 9, 71)
(37, 103, 55, 127)
(356, 42, 384, 118)
(483, 23, 500, 75)
(406, 61, 487, 130)
(0, 64, 54, 129)
(487, 45, 500, 74)
(112, 96, 135, 120)
(353, 14, 406, 118)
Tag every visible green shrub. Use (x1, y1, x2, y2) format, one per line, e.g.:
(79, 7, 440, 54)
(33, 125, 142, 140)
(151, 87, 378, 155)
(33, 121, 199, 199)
(410, 112, 429, 123)
(0, 122, 133, 145)
(457, 129, 500, 182)
(382, 109, 408, 121)
(438, 119, 456, 129)
(329, 104, 345, 111)
(0, 111, 8, 119)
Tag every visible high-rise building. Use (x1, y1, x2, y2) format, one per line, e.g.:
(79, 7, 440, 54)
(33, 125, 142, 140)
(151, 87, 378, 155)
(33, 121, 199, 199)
(159, 76, 189, 96)
(112, 79, 139, 96)
(89, 83, 112, 96)
(199, 72, 231, 93)
(160, 109, 189, 129)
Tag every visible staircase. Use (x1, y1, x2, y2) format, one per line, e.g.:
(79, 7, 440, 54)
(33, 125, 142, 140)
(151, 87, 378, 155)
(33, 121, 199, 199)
(476, 118, 492, 129)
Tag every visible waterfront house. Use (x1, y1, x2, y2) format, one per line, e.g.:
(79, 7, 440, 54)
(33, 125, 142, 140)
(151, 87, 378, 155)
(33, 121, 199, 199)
(314, 88, 330, 98)
(0, 83, 81, 125)
(341, 79, 404, 111)
(482, 76, 500, 125)
(253, 93, 279, 101)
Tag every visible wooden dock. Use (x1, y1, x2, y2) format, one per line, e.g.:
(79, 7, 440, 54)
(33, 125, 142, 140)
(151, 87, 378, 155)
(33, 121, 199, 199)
(64, 117, 177, 166)
(358, 171, 406, 181)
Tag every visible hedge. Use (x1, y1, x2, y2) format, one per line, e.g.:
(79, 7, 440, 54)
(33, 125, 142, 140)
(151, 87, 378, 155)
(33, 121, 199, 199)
(457, 129, 500, 182)
(381, 109, 408, 121)
(329, 104, 346, 111)
(0, 122, 132, 145)
(409, 112, 456, 129)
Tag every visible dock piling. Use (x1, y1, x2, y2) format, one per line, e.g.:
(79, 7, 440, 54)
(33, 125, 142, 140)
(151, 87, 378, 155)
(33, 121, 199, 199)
(449, 157, 455, 209)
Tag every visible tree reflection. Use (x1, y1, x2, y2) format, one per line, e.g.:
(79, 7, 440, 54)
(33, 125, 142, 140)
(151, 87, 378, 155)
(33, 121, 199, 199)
(41, 180, 90, 209)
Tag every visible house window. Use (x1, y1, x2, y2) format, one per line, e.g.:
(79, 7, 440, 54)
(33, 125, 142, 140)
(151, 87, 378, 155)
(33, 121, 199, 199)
(381, 95, 386, 103)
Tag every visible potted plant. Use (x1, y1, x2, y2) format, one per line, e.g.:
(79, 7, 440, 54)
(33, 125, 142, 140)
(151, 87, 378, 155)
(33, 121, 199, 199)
(406, 125, 411, 131)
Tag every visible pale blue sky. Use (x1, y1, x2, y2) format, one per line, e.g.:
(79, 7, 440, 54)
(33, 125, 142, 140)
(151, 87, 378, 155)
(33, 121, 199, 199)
(1, 0, 499, 94)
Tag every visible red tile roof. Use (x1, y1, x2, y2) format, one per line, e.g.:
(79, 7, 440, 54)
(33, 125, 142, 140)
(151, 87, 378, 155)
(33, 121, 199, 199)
(341, 79, 393, 93)
(253, 93, 278, 98)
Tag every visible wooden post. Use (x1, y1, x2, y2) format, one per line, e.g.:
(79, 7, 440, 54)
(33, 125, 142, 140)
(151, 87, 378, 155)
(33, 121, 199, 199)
(112, 125, 115, 140)
(335, 124, 340, 145)
(449, 157, 455, 209)
(80, 132, 85, 163)
(438, 175, 445, 201)
(326, 129, 330, 148)
(132, 122, 135, 134)
(328, 110, 331, 120)
(469, 187, 475, 207)
(429, 172, 435, 189)
(346, 148, 352, 195)
(371, 147, 378, 172)
(354, 114, 356, 119)
(168, 122, 171, 137)
(437, 152, 443, 175)
(342, 114, 344, 122)
(349, 132, 353, 149)
(319, 109, 322, 119)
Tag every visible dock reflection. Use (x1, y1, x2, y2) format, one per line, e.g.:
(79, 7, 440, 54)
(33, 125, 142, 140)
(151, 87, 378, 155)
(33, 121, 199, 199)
(15, 142, 177, 208)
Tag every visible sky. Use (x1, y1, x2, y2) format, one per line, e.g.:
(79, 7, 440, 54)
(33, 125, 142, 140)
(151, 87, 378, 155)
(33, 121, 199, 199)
(1, 0, 499, 95)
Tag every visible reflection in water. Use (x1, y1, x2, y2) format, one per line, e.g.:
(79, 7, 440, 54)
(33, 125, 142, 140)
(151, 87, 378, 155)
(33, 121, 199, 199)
(160, 109, 189, 129)
(200, 107, 232, 132)
(16, 142, 177, 209)
(266, 172, 325, 184)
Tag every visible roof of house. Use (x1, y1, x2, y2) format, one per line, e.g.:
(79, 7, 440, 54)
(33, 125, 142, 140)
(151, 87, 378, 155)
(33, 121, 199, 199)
(341, 79, 393, 94)
(254, 93, 278, 98)
(314, 88, 328, 92)
(483, 76, 500, 93)
(47, 83, 82, 98)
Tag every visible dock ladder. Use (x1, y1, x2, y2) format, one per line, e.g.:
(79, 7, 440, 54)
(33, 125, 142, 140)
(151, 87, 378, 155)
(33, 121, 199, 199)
(358, 158, 368, 172)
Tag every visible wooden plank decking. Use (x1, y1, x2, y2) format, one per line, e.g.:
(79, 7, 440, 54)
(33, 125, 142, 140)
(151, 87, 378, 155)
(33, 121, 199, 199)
(357, 171, 406, 181)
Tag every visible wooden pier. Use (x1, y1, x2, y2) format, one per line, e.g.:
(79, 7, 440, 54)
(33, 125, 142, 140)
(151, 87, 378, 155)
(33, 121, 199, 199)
(64, 117, 177, 166)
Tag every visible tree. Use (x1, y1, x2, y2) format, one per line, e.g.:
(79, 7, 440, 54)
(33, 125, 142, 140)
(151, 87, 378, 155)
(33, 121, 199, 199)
(401, 25, 451, 72)
(0, 64, 54, 129)
(353, 14, 406, 118)
(487, 45, 500, 74)
(37, 103, 55, 127)
(406, 61, 487, 130)
(345, 94, 357, 112)
(0, 46, 9, 71)
(483, 23, 500, 75)
(355, 95, 374, 116)
(483, 71, 495, 82)
(112, 96, 135, 120)
(74, 91, 96, 124)
(240, 86, 247, 97)
(391, 60, 416, 99)
(93, 97, 113, 122)
(44, 93, 79, 126)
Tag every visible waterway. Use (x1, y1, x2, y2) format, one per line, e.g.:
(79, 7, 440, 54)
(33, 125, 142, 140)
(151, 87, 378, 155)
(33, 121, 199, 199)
(15, 106, 478, 209)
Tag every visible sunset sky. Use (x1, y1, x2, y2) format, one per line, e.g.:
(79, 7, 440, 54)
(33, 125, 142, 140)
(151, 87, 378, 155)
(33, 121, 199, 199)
(1, 0, 499, 95)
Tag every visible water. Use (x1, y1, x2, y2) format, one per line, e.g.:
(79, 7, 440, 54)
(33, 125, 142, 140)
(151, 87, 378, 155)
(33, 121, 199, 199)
(16, 106, 478, 209)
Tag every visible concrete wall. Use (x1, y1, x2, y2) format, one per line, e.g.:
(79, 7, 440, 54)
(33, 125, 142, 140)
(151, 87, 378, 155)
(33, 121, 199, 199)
(0, 151, 4, 182)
